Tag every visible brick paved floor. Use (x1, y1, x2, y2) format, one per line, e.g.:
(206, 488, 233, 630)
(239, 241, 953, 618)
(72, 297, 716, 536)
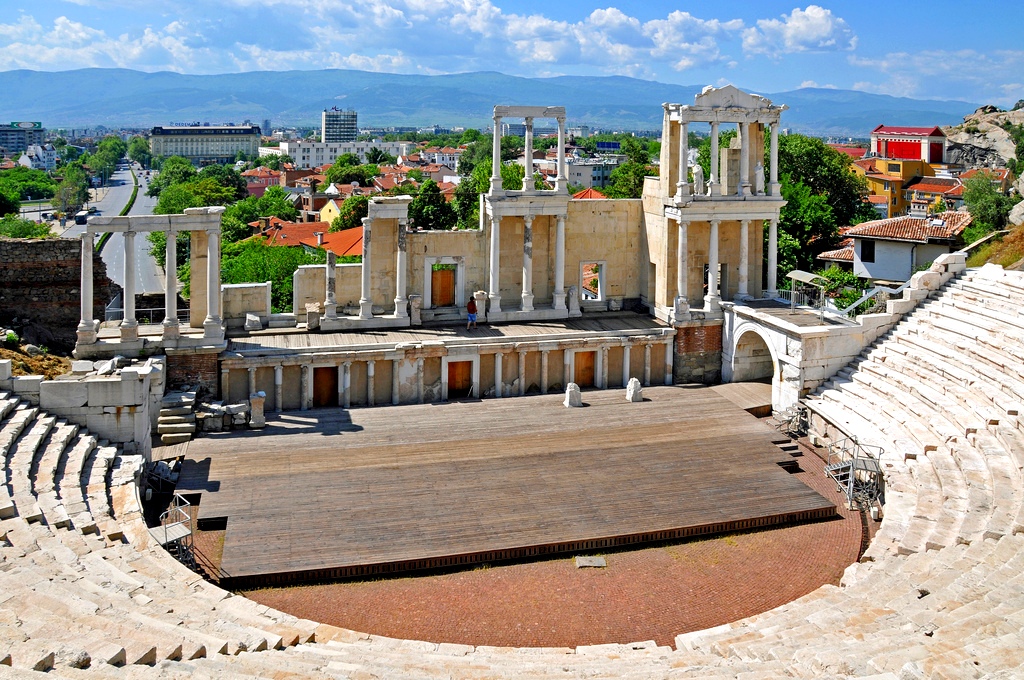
(210, 437, 872, 649)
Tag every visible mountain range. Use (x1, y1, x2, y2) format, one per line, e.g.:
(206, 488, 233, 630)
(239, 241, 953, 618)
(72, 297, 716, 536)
(0, 68, 978, 137)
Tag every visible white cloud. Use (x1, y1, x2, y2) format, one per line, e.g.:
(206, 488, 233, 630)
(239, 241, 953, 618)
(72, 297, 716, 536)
(742, 5, 855, 57)
(850, 49, 1024, 104)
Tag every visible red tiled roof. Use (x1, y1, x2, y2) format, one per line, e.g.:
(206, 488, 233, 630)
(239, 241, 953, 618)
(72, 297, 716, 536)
(817, 238, 854, 262)
(247, 219, 332, 246)
(241, 167, 281, 178)
(829, 145, 867, 159)
(572, 187, 607, 199)
(903, 176, 962, 196)
(299, 227, 363, 257)
(961, 168, 1012, 181)
(872, 125, 945, 137)
(844, 211, 971, 243)
(867, 195, 889, 204)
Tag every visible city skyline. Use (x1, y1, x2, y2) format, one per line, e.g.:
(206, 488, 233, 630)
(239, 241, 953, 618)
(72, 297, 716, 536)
(1, 1, 1022, 107)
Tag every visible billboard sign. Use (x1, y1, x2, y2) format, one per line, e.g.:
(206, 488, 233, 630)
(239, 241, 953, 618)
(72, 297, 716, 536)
(596, 141, 621, 151)
(11, 122, 42, 129)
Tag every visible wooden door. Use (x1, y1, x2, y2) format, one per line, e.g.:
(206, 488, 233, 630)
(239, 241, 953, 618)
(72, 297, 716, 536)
(447, 361, 472, 399)
(313, 367, 338, 408)
(574, 351, 595, 387)
(431, 268, 456, 307)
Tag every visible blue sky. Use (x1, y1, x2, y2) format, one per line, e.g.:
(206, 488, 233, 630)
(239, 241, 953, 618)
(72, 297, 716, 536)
(1, 1, 1021, 105)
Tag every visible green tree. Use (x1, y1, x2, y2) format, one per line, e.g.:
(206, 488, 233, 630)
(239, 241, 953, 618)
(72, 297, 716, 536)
(337, 153, 361, 167)
(451, 179, 478, 229)
(0, 166, 57, 201)
(260, 153, 294, 171)
(220, 186, 299, 239)
(365, 147, 395, 165)
(329, 194, 369, 232)
(408, 179, 456, 230)
(776, 134, 875, 228)
(198, 164, 249, 201)
(154, 178, 235, 215)
(324, 161, 378, 187)
(0, 214, 50, 238)
(777, 174, 837, 273)
(603, 161, 653, 198)
(0, 214, 49, 237)
(963, 173, 1015, 242)
(51, 164, 90, 215)
(146, 156, 196, 197)
(0, 185, 20, 217)
(127, 136, 152, 168)
(220, 239, 326, 313)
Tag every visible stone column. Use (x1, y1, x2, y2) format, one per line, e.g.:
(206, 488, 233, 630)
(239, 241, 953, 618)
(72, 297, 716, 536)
(247, 367, 257, 395)
(274, 365, 283, 412)
(540, 350, 549, 394)
(392, 358, 400, 405)
(676, 121, 690, 199)
(490, 114, 502, 193)
(394, 218, 408, 318)
(120, 231, 138, 341)
(563, 351, 572, 388)
(706, 219, 721, 310)
(203, 228, 223, 339)
(163, 228, 179, 339)
(739, 122, 750, 197)
(221, 367, 230, 402)
(367, 360, 376, 406)
(523, 117, 534, 193)
(324, 251, 338, 320)
(553, 215, 566, 310)
(493, 353, 503, 398)
(770, 123, 780, 196)
(661, 103, 672, 196)
(676, 219, 688, 301)
(416, 358, 424, 404)
(555, 116, 567, 192)
(600, 347, 609, 389)
(518, 350, 526, 396)
(767, 218, 778, 297)
(622, 345, 631, 388)
(77, 231, 97, 344)
(341, 363, 350, 408)
(709, 122, 720, 197)
(521, 215, 534, 312)
(488, 215, 502, 313)
(665, 341, 674, 386)
(738, 219, 750, 299)
(359, 217, 374, 319)
(300, 365, 310, 411)
(643, 344, 651, 387)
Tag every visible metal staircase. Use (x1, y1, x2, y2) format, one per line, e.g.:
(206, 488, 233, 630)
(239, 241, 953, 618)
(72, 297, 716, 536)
(825, 436, 884, 509)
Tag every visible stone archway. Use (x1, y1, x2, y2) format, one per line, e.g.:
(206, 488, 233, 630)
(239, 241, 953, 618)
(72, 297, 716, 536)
(731, 329, 775, 382)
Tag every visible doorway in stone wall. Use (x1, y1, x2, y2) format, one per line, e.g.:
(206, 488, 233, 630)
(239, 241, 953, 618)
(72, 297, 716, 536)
(447, 361, 473, 399)
(431, 264, 457, 308)
(313, 367, 338, 408)
(574, 351, 596, 387)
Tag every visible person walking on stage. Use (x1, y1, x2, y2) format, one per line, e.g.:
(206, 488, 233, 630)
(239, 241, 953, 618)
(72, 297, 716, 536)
(466, 297, 478, 330)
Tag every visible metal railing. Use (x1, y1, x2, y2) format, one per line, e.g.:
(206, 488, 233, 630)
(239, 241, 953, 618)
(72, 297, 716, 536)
(836, 280, 911, 318)
(105, 306, 190, 324)
(154, 493, 195, 569)
(826, 436, 885, 508)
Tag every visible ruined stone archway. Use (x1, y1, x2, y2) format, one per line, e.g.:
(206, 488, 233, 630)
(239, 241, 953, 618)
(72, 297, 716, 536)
(731, 329, 775, 383)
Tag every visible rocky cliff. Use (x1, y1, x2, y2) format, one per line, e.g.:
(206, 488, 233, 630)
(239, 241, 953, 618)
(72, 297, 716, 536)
(943, 106, 1024, 176)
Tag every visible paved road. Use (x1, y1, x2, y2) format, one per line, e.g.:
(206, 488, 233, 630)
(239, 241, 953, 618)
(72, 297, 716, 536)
(63, 164, 165, 301)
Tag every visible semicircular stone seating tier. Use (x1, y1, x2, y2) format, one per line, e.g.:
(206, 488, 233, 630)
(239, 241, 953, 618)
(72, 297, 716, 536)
(2, 265, 1024, 678)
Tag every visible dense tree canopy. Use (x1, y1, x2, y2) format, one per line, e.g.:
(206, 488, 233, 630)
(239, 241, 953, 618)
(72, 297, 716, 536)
(409, 179, 456, 231)
(198, 164, 248, 202)
(0, 188, 21, 218)
(50, 164, 90, 215)
(963, 173, 1016, 243)
(220, 239, 326, 313)
(0, 214, 51, 238)
(127, 136, 151, 168)
(0, 166, 57, 201)
(146, 156, 196, 197)
(154, 178, 236, 215)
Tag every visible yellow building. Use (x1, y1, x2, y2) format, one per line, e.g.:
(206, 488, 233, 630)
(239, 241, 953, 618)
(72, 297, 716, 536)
(851, 157, 933, 218)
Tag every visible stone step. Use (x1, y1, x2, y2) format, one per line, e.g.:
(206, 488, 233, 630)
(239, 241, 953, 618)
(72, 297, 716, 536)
(160, 405, 195, 417)
(157, 422, 196, 435)
(160, 432, 193, 445)
(158, 414, 196, 426)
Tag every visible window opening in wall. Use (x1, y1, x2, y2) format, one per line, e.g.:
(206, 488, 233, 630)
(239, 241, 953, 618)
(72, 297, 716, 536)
(580, 262, 605, 301)
(447, 361, 473, 399)
(861, 240, 875, 263)
(702, 263, 727, 298)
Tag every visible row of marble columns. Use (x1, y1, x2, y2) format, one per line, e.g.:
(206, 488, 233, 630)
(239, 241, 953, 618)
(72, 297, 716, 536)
(77, 228, 223, 344)
(672, 120, 781, 200)
(227, 339, 675, 410)
(673, 217, 779, 308)
(487, 214, 567, 314)
(357, 216, 410, 319)
(490, 116, 567, 194)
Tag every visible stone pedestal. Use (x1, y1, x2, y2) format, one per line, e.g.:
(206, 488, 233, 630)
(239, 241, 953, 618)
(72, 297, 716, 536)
(673, 296, 691, 323)
(249, 391, 266, 429)
(626, 377, 643, 402)
(567, 285, 581, 318)
(563, 382, 582, 408)
(409, 294, 422, 325)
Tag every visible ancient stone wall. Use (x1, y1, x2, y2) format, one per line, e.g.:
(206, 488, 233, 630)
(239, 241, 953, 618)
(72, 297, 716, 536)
(0, 238, 117, 351)
(165, 350, 220, 397)
(674, 320, 723, 384)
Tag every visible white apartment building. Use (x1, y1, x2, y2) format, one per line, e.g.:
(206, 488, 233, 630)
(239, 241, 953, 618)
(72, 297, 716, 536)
(261, 140, 415, 169)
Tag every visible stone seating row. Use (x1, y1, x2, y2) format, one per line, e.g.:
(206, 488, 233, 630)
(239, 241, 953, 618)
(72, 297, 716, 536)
(7, 266, 1024, 677)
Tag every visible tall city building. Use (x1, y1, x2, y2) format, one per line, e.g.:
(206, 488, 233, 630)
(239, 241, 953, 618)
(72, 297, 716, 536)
(262, 119, 272, 138)
(321, 108, 358, 143)
(149, 124, 261, 165)
(0, 122, 45, 154)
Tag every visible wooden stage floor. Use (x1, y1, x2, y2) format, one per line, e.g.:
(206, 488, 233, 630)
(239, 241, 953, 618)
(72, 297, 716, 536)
(177, 386, 835, 587)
